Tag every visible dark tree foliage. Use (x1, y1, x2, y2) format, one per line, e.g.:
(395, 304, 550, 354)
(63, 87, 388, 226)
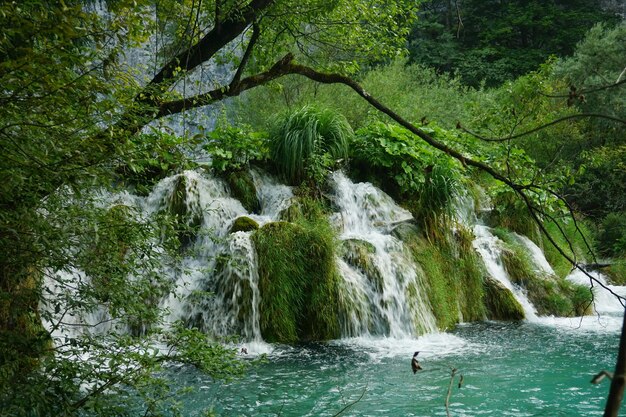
(408, 0, 621, 87)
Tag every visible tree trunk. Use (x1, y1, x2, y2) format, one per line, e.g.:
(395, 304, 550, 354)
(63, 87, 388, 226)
(604, 307, 626, 416)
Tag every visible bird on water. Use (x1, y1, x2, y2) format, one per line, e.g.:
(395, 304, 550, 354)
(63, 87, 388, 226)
(411, 351, 422, 374)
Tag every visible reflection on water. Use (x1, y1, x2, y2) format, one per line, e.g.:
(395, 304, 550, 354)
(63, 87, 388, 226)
(173, 318, 620, 416)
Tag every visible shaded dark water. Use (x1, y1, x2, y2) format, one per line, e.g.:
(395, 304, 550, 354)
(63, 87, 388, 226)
(174, 319, 622, 416)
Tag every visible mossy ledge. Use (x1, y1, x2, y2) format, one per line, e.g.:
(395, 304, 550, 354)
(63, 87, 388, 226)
(401, 226, 486, 330)
(252, 220, 342, 343)
(162, 175, 203, 248)
(225, 169, 260, 214)
(499, 234, 592, 317)
(483, 277, 525, 320)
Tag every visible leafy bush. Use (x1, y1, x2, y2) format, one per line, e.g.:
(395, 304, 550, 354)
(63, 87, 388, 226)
(597, 212, 626, 257)
(115, 131, 197, 195)
(204, 123, 269, 174)
(269, 105, 352, 185)
(350, 122, 462, 226)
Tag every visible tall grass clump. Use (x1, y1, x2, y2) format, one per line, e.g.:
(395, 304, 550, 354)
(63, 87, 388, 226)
(269, 105, 352, 186)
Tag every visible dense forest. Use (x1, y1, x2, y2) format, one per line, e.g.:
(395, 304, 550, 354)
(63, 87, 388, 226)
(0, 0, 625, 415)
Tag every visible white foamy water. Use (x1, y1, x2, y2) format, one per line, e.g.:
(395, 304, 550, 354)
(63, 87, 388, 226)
(331, 171, 437, 338)
(333, 332, 477, 360)
(513, 233, 555, 275)
(157, 169, 292, 342)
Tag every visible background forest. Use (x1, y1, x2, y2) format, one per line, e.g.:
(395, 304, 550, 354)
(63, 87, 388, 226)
(0, 0, 625, 415)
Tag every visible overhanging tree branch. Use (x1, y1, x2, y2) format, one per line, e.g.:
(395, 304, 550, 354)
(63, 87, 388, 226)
(230, 21, 261, 87)
(458, 113, 626, 142)
(157, 52, 295, 118)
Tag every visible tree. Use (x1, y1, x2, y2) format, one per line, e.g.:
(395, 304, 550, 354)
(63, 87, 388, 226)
(407, 0, 621, 86)
(0, 0, 419, 414)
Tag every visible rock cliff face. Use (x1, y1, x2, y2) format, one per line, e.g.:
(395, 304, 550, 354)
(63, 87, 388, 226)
(601, 0, 626, 18)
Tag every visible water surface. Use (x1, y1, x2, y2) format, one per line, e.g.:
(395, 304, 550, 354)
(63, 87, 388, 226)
(176, 317, 622, 416)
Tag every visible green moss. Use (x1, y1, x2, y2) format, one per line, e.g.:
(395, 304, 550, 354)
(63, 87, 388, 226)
(278, 202, 302, 222)
(606, 259, 626, 285)
(225, 169, 260, 213)
(162, 175, 203, 248)
(252, 214, 342, 343)
(229, 216, 259, 234)
(403, 226, 486, 330)
(483, 277, 525, 320)
(340, 239, 383, 292)
(390, 222, 420, 242)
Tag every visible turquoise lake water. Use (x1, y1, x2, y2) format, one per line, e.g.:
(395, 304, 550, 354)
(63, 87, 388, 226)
(172, 314, 624, 416)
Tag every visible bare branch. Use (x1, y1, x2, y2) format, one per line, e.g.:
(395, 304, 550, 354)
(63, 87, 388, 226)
(445, 367, 462, 417)
(458, 113, 626, 143)
(230, 21, 261, 87)
(540, 78, 626, 98)
(332, 384, 367, 417)
(157, 52, 295, 117)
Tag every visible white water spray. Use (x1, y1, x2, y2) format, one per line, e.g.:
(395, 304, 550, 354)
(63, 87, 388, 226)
(331, 172, 437, 337)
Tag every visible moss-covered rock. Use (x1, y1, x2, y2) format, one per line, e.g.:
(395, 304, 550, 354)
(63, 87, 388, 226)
(404, 228, 486, 330)
(483, 277, 525, 320)
(225, 169, 260, 214)
(278, 202, 302, 222)
(390, 221, 420, 242)
(340, 239, 384, 292)
(229, 216, 259, 234)
(499, 239, 592, 317)
(252, 219, 341, 343)
(163, 175, 203, 248)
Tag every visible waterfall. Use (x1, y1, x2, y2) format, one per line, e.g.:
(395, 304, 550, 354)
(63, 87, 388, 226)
(154, 170, 291, 343)
(331, 172, 437, 337)
(512, 233, 555, 276)
(567, 269, 626, 315)
(472, 225, 539, 320)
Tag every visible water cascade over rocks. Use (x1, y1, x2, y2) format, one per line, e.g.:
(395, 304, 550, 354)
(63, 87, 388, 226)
(45, 167, 604, 347)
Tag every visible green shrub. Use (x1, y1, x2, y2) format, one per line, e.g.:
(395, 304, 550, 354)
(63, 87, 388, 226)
(115, 132, 196, 195)
(204, 123, 269, 173)
(597, 212, 626, 257)
(350, 122, 462, 234)
(269, 105, 352, 185)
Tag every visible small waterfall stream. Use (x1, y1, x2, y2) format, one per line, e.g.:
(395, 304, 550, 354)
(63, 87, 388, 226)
(472, 224, 539, 320)
(331, 172, 437, 337)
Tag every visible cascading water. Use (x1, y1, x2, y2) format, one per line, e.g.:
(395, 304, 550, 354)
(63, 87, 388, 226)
(567, 269, 626, 315)
(512, 232, 555, 276)
(330, 172, 437, 337)
(472, 224, 539, 320)
(152, 169, 292, 344)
